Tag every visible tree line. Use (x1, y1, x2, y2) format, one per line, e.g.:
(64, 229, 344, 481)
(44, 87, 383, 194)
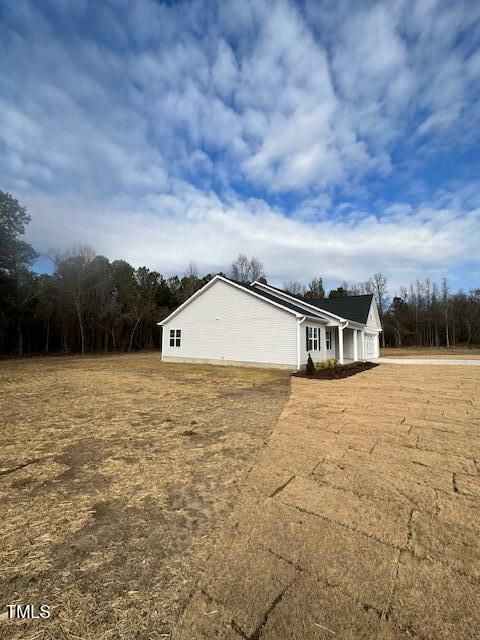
(285, 272, 480, 348)
(1, 191, 479, 355)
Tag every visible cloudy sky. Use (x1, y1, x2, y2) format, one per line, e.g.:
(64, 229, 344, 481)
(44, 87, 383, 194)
(1, 0, 479, 293)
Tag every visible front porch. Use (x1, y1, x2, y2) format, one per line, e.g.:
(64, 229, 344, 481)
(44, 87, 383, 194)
(302, 321, 379, 369)
(333, 326, 366, 364)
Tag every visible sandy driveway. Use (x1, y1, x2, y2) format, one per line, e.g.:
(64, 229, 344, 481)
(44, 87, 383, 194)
(175, 364, 480, 639)
(375, 357, 480, 365)
(381, 348, 480, 359)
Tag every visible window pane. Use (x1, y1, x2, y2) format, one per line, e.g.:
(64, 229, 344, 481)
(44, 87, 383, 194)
(176, 329, 181, 337)
(176, 338, 181, 347)
(169, 339, 175, 347)
(170, 329, 175, 338)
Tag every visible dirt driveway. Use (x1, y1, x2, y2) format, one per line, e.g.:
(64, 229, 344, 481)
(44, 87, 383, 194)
(0, 354, 290, 639)
(176, 364, 480, 639)
(382, 347, 480, 359)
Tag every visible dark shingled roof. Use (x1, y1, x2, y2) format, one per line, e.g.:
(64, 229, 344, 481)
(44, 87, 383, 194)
(311, 294, 374, 324)
(222, 277, 373, 324)
(250, 281, 374, 325)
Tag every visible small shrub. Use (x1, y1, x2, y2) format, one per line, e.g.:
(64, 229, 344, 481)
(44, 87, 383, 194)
(315, 358, 339, 371)
(306, 353, 315, 376)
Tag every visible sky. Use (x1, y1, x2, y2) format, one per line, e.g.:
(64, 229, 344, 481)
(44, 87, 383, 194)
(1, 0, 479, 294)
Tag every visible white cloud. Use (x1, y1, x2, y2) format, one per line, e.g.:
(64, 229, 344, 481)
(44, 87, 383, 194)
(0, 0, 479, 291)
(21, 182, 480, 292)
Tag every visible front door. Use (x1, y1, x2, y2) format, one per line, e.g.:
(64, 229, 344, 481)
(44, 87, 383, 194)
(325, 329, 335, 358)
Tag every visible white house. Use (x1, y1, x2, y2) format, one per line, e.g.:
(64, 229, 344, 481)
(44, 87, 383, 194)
(158, 275, 382, 370)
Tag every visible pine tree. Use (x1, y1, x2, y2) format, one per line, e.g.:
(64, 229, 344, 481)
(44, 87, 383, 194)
(306, 353, 315, 376)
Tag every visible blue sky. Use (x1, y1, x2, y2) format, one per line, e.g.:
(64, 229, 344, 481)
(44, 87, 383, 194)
(1, 0, 479, 293)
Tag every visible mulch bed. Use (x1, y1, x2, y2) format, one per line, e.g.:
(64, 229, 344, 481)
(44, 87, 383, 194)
(293, 361, 379, 380)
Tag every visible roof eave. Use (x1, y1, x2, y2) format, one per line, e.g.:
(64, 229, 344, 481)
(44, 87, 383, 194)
(251, 281, 347, 323)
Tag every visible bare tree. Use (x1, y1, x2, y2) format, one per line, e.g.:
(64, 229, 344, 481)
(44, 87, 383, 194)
(230, 254, 249, 282)
(368, 273, 388, 347)
(230, 254, 265, 283)
(442, 277, 450, 347)
(283, 280, 306, 295)
(368, 273, 388, 314)
(52, 245, 96, 355)
(180, 262, 202, 301)
(36, 275, 57, 354)
(185, 262, 199, 279)
(249, 257, 265, 281)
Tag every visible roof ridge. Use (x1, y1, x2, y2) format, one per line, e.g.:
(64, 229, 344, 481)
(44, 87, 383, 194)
(315, 293, 374, 301)
(252, 281, 373, 302)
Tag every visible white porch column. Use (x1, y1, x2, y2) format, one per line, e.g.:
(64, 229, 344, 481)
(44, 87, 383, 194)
(353, 329, 358, 361)
(338, 326, 344, 364)
(361, 330, 365, 360)
(296, 317, 305, 370)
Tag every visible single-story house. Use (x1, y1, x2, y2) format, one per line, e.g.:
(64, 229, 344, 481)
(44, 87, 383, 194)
(158, 275, 382, 370)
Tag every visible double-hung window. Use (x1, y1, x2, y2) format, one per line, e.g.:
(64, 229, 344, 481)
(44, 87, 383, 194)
(169, 328, 181, 347)
(307, 326, 320, 351)
(325, 330, 332, 350)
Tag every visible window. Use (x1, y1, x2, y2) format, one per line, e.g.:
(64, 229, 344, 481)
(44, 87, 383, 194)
(307, 326, 320, 351)
(326, 330, 332, 350)
(169, 328, 181, 347)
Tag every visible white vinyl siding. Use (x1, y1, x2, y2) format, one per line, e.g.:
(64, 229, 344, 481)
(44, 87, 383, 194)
(366, 300, 382, 331)
(343, 329, 355, 360)
(364, 300, 381, 358)
(162, 279, 298, 367)
(365, 332, 379, 359)
(300, 322, 332, 365)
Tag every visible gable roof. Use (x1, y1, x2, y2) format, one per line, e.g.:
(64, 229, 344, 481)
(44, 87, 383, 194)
(158, 274, 325, 326)
(223, 277, 323, 317)
(311, 294, 374, 325)
(251, 282, 344, 321)
(159, 274, 375, 328)
(251, 281, 375, 325)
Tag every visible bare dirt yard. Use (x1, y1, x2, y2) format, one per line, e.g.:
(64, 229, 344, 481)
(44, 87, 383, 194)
(382, 346, 480, 359)
(0, 354, 290, 639)
(177, 364, 480, 640)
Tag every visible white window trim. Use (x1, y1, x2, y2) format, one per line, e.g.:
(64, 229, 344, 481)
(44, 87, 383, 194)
(169, 328, 182, 348)
(326, 329, 332, 350)
(307, 326, 320, 351)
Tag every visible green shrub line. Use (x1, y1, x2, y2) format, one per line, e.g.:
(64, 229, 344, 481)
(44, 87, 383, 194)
(306, 355, 339, 375)
(314, 358, 338, 371)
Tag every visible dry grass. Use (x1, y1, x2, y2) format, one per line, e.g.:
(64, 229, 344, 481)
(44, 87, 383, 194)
(382, 346, 480, 358)
(0, 353, 290, 639)
(176, 364, 480, 640)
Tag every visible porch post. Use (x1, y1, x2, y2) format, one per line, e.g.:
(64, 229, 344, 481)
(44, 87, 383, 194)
(353, 329, 358, 361)
(338, 326, 344, 365)
(361, 330, 365, 360)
